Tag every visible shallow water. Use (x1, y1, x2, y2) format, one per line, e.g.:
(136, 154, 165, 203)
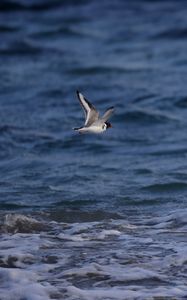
(0, 0, 187, 299)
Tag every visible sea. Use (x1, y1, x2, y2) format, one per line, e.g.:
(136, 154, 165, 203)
(0, 0, 187, 299)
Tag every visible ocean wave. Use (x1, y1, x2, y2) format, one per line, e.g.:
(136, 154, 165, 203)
(141, 181, 187, 193)
(0, 40, 46, 56)
(174, 96, 187, 108)
(49, 209, 123, 223)
(0, 0, 187, 298)
(154, 28, 187, 40)
(0, 124, 28, 134)
(32, 139, 65, 153)
(0, 210, 187, 299)
(140, 208, 187, 230)
(33, 26, 91, 39)
(66, 285, 187, 300)
(132, 93, 156, 104)
(68, 64, 150, 76)
(0, 231, 55, 300)
(0, 25, 19, 33)
(1, 214, 48, 234)
(150, 147, 187, 156)
(0, 0, 62, 12)
(117, 108, 177, 124)
(69, 66, 126, 76)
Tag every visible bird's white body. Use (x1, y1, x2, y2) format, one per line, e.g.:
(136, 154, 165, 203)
(77, 122, 107, 134)
(74, 91, 114, 134)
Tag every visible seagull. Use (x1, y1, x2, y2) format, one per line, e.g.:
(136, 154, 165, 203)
(73, 91, 114, 134)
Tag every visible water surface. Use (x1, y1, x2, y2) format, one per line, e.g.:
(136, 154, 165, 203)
(0, 0, 187, 299)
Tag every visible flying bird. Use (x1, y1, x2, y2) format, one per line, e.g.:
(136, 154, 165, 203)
(73, 91, 114, 134)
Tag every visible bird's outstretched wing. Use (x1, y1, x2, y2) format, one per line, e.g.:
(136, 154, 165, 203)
(101, 106, 115, 122)
(76, 91, 99, 127)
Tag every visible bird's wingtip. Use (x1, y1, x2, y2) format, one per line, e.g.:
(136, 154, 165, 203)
(107, 106, 115, 112)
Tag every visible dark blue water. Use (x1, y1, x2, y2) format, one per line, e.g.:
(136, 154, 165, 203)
(0, 1, 187, 299)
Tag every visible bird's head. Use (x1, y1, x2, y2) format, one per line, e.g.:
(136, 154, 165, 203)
(105, 122, 112, 129)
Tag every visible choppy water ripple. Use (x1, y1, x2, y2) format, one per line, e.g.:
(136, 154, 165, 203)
(0, 0, 187, 299)
(0, 210, 187, 299)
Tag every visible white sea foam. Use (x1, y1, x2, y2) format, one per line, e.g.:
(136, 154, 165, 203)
(0, 216, 57, 300)
(0, 232, 56, 300)
(164, 242, 187, 267)
(0, 268, 54, 300)
(58, 232, 87, 242)
(141, 208, 187, 228)
(63, 263, 165, 283)
(66, 284, 187, 300)
(0, 210, 187, 299)
(97, 229, 121, 239)
(66, 285, 140, 300)
(57, 223, 123, 242)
